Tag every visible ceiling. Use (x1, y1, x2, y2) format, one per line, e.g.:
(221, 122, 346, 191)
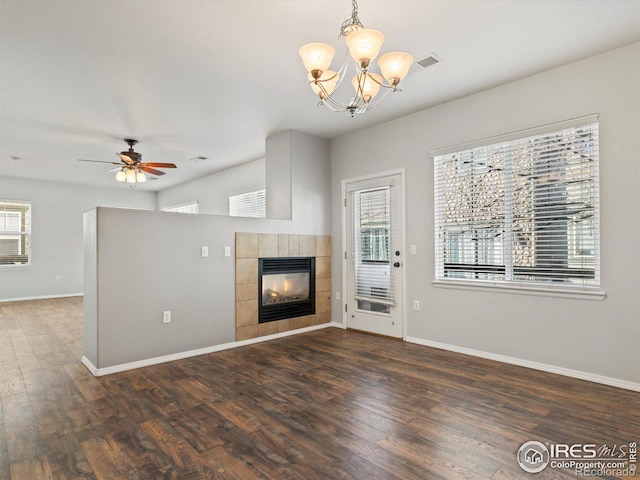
(2, 1, 640, 192)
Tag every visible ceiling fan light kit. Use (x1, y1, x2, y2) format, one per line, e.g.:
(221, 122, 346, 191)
(78, 138, 177, 185)
(299, 0, 413, 116)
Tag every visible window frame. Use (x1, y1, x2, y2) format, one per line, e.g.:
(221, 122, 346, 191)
(431, 115, 605, 300)
(0, 200, 32, 268)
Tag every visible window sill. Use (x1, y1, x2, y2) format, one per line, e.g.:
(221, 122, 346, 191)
(431, 279, 606, 301)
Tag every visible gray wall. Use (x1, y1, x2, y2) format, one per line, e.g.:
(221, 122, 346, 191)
(157, 157, 266, 215)
(0, 176, 156, 301)
(85, 130, 331, 368)
(331, 42, 640, 384)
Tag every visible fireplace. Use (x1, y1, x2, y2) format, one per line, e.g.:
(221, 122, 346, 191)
(259, 257, 315, 323)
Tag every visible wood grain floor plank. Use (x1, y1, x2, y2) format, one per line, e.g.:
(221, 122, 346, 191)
(140, 418, 226, 479)
(9, 455, 55, 480)
(81, 436, 141, 480)
(40, 432, 96, 480)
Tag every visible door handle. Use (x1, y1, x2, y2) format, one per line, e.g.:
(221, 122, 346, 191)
(393, 262, 401, 268)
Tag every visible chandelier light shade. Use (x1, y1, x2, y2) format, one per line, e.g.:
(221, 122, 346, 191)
(345, 29, 384, 67)
(299, 0, 413, 116)
(115, 168, 127, 182)
(299, 43, 336, 76)
(136, 170, 146, 183)
(378, 52, 414, 86)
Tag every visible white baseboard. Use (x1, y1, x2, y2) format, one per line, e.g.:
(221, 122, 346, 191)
(0, 293, 83, 303)
(83, 322, 339, 377)
(405, 336, 640, 393)
(81, 355, 98, 376)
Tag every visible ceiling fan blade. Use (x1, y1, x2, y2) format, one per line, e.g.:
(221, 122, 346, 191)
(78, 159, 121, 165)
(142, 162, 177, 168)
(117, 153, 135, 165)
(106, 167, 121, 173)
(140, 166, 165, 176)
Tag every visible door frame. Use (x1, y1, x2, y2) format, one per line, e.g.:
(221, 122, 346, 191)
(341, 168, 407, 340)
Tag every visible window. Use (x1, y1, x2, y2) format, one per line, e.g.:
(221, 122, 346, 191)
(163, 202, 199, 214)
(229, 189, 266, 218)
(434, 116, 599, 290)
(358, 188, 390, 264)
(0, 200, 31, 266)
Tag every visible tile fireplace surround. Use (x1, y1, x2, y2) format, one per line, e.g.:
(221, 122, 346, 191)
(235, 233, 331, 341)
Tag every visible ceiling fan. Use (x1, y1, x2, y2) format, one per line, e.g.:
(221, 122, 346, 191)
(78, 138, 177, 184)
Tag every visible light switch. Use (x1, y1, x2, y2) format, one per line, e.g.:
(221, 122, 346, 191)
(201, 246, 209, 257)
(410, 244, 417, 255)
(224, 246, 231, 257)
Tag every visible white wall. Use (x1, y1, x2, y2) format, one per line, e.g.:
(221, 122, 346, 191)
(157, 158, 265, 215)
(331, 43, 640, 385)
(0, 176, 156, 301)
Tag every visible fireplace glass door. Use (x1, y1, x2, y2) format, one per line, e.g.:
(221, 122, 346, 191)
(258, 257, 315, 323)
(262, 272, 310, 305)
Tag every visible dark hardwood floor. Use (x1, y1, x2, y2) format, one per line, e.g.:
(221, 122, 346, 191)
(0, 297, 638, 479)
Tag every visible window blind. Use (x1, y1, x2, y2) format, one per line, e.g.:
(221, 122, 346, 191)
(229, 189, 266, 218)
(434, 117, 599, 289)
(351, 186, 395, 305)
(0, 201, 31, 266)
(163, 202, 199, 214)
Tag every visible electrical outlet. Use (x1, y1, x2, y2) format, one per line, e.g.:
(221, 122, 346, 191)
(224, 246, 231, 257)
(413, 300, 420, 311)
(163, 311, 171, 323)
(410, 244, 417, 255)
(201, 246, 208, 257)
(56, 275, 61, 281)
(335, 291, 341, 301)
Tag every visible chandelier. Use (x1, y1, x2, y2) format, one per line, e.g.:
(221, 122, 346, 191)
(299, 0, 413, 116)
(115, 166, 146, 184)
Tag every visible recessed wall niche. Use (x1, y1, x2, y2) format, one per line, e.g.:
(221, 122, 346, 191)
(235, 232, 331, 341)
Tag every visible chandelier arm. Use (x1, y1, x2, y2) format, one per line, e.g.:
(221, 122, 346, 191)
(357, 86, 395, 109)
(354, 71, 368, 104)
(334, 51, 350, 86)
(318, 100, 348, 113)
(315, 71, 340, 84)
(367, 72, 389, 88)
(323, 91, 359, 110)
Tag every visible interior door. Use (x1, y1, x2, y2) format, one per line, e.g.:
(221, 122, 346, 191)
(345, 174, 403, 338)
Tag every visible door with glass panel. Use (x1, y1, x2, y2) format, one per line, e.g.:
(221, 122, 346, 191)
(345, 174, 403, 338)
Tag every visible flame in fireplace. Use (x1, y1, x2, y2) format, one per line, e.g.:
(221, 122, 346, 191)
(261, 272, 310, 306)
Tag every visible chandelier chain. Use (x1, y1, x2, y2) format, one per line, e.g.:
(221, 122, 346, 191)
(339, 0, 364, 39)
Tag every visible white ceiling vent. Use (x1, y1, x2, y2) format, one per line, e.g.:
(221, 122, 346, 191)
(416, 53, 442, 69)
